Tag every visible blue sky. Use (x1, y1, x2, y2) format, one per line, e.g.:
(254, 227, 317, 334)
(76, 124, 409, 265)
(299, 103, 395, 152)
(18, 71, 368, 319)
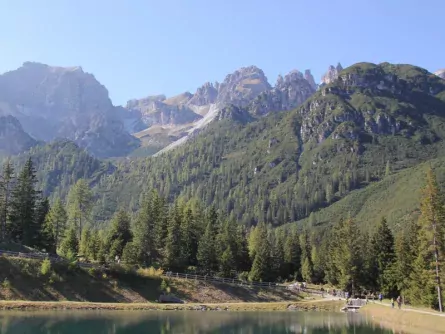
(0, 0, 444, 105)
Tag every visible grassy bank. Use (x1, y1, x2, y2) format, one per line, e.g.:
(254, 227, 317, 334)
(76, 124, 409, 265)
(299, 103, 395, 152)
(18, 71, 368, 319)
(362, 304, 445, 334)
(0, 299, 343, 311)
(0, 256, 303, 304)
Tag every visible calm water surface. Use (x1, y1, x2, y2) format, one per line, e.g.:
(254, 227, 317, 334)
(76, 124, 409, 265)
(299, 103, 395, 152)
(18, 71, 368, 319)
(0, 310, 396, 334)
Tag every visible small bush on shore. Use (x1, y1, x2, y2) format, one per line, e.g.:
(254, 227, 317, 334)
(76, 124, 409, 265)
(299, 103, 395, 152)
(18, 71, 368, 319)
(40, 259, 51, 276)
(137, 267, 164, 278)
(2, 278, 11, 289)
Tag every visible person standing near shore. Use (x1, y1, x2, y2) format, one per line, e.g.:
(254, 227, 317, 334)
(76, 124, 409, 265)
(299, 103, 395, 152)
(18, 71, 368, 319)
(396, 296, 402, 309)
(391, 298, 394, 308)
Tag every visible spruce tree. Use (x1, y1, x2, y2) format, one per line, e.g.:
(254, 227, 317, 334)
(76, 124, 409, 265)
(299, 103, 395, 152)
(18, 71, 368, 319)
(34, 197, 51, 251)
(299, 230, 314, 283)
(369, 217, 396, 293)
(181, 207, 198, 266)
(249, 223, 272, 282)
(8, 158, 39, 245)
(59, 226, 78, 258)
(106, 210, 133, 261)
(67, 179, 93, 241)
(0, 161, 14, 241)
(409, 168, 445, 310)
(272, 229, 285, 279)
(235, 225, 251, 272)
(79, 227, 92, 259)
(132, 193, 155, 266)
(197, 221, 217, 274)
(220, 246, 235, 277)
(163, 204, 185, 271)
(45, 198, 67, 248)
(283, 230, 301, 279)
(335, 216, 362, 293)
(152, 192, 168, 260)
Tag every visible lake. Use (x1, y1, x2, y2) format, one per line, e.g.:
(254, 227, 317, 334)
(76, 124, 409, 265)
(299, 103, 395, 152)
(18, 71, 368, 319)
(0, 310, 395, 333)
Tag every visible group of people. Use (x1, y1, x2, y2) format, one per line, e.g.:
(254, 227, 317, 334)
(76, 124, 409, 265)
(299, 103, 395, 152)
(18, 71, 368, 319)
(379, 293, 402, 309)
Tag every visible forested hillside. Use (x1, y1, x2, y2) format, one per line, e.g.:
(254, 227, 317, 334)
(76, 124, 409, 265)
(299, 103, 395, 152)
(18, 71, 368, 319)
(92, 62, 445, 227)
(8, 140, 114, 200)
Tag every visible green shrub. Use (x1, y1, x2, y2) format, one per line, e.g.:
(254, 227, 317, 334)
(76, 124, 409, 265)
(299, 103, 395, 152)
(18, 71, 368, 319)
(2, 278, 11, 289)
(40, 258, 51, 276)
(159, 279, 170, 293)
(88, 267, 97, 276)
(238, 271, 249, 281)
(137, 266, 164, 278)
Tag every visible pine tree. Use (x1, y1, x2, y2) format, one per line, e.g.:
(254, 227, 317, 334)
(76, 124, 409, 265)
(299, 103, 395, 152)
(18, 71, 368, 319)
(67, 179, 93, 241)
(0, 161, 14, 241)
(8, 158, 39, 245)
(369, 217, 396, 293)
(45, 198, 67, 248)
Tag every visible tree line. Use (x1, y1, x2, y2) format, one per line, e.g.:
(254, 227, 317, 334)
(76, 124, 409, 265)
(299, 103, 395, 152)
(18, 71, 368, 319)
(0, 158, 444, 310)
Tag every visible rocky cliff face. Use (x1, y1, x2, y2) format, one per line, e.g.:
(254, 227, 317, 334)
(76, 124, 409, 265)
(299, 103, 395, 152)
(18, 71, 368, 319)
(321, 63, 343, 85)
(299, 62, 445, 145)
(125, 93, 201, 128)
(247, 70, 315, 116)
(0, 115, 37, 155)
(216, 66, 271, 107)
(304, 70, 317, 90)
(436, 69, 445, 79)
(0, 62, 139, 157)
(138, 65, 319, 154)
(188, 82, 218, 106)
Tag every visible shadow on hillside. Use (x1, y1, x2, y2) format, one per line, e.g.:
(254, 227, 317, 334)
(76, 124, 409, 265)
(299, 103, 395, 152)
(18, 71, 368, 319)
(0, 257, 147, 303)
(168, 279, 301, 303)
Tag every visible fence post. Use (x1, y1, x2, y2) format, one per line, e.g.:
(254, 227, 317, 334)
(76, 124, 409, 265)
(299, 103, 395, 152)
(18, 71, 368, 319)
(195, 275, 197, 281)
(176, 272, 179, 278)
(185, 274, 188, 280)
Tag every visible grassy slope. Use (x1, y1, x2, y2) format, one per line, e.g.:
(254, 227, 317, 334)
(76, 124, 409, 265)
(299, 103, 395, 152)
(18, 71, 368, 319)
(0, 256, 302, 304)
(295, 156, 445, 231)
(362, 304, 445, 334)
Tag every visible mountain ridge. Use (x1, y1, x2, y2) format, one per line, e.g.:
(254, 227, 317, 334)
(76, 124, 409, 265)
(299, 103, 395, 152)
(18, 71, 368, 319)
(0, 62, 139, 158)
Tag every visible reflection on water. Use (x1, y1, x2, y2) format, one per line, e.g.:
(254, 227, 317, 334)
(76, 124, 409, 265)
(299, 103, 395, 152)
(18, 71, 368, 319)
(0, 310, 395, 334)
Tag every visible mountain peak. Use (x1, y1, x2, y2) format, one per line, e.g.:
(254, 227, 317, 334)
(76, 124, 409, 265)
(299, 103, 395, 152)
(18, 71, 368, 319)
(321, 63, 343, 85)
(22, 61, 84, 73)
(435, 69, 445, 79)
(216, 65, 271, 107)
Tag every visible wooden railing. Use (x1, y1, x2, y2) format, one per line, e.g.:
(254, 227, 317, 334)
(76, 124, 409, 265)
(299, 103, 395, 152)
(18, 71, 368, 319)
(162, 271, 285, 289)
